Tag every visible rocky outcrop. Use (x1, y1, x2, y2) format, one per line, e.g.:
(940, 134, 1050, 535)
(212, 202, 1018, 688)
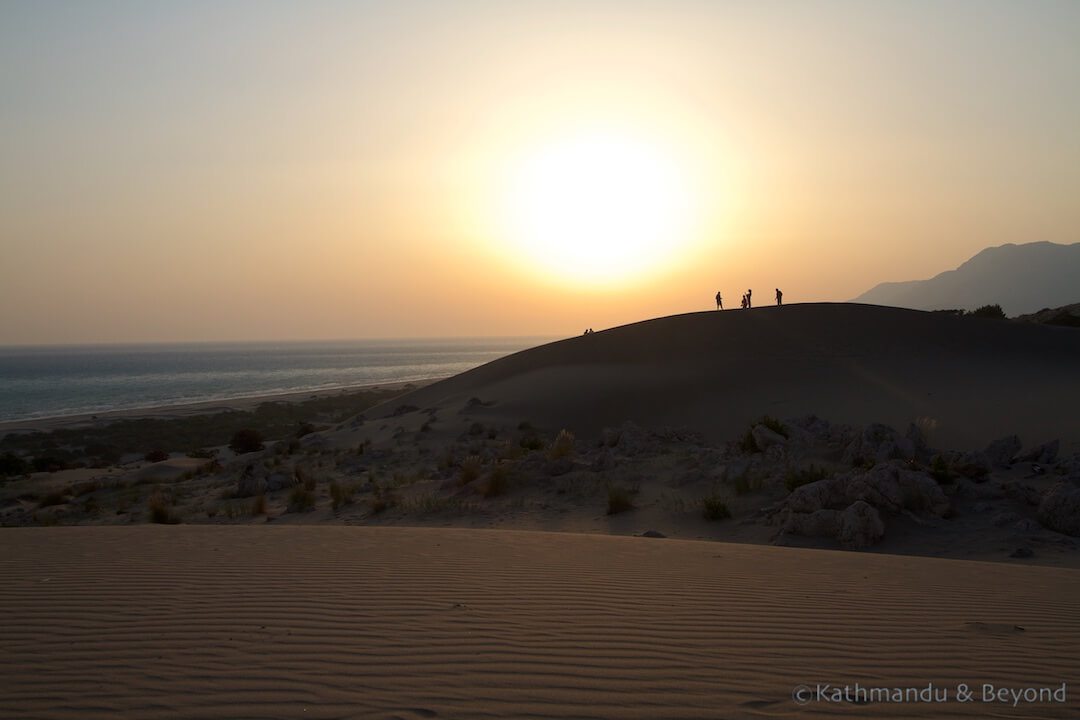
(1038, 482, 1080, 537)
(783, 501, 885, 550)
(841, 424, 915, 466)
(779, 460, 949, 550)
(785, 461, 949, 518)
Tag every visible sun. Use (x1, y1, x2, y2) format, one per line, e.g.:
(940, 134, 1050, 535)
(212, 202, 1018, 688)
(497, 130, 699, 287)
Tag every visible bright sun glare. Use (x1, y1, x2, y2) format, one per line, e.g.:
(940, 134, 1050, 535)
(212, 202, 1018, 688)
(499, 131, 699, 287)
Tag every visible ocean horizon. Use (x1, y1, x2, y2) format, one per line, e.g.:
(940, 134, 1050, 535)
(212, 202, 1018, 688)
(0, 337, 556, 424)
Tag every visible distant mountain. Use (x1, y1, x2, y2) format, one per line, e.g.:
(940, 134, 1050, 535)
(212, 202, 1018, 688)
(852, 241, 1080, 317)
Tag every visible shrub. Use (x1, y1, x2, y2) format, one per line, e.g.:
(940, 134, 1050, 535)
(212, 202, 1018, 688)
(738, 431, 759, 454)
(251, 493, 268, 516)
(732, 472, 761, 496)
(148, 493, 181, 524)
(483, 463, 511, 498)
(229, 429, 264, 454)
(144, 449, 169, 463)
(287, 485, 316, 513)
(784, 464, 830, 492)
(460, 455, 482, 484)
(930, 454, 953, 484)
(970, 304, 1006, 320)
(329, 480, 354, 509)
(37, 489, 68, 508)
(548, 429, 575, 460)
(702, 495, 731, 521)
(369, 487, 393, 515)
(295, 465, 316, 490)
(295, 421, 316, 438)
(607, 485, 635, 515)
(520, 435, 546, 452)
(0, 451, 30, 478)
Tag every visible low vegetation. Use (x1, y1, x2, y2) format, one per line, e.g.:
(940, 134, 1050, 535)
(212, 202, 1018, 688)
(701, 495, 731, 521)
(287, 485, 316, 513)
(606, 484, 636, 515)
(148, 492, 181, 524)
(548, 429, 575, 460)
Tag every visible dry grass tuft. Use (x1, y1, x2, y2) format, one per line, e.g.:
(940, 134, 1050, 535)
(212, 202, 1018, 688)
(548, 429, 575, 460)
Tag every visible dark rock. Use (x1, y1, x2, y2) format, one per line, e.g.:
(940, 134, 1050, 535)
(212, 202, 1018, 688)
(544, 457, 573, 477)
(999, 480, 1041, 507)
(950, 451, 992, 481)
(1038, 481, 1080, 536)
(641, 530, 666, 538)
(1018, 439, 1059, 465)
(984, 435, 1022, 468)
(1009, 547, 1034, 559)
(992, 511, 1021, 527)
(751, 424, 787, 451)
(842, 423, 915, 466)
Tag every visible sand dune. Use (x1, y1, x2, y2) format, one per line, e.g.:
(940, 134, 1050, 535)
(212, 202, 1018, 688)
(2, 526, 1078, 719)
(367, 304, 1080, 451)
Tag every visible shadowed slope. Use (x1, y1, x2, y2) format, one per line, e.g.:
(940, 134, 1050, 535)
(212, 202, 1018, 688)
(368, 303, 1080, 450)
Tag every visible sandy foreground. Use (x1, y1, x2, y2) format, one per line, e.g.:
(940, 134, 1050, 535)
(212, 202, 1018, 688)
(2, 525, 1078, 720)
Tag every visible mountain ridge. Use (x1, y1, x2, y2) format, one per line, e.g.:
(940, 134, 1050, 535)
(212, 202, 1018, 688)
(852, 241, 1080, 316)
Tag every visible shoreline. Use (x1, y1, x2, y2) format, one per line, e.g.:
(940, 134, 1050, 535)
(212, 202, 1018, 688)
(0, 378, 441, 437)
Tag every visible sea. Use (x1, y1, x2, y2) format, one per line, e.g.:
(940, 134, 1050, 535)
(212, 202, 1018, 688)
(0, 337, 555, 424)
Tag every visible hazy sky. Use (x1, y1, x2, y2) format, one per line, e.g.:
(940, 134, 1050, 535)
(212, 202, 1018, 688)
(2, 0, 1078, 344)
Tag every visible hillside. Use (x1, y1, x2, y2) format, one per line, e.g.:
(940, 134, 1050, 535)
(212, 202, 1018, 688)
(363, 303, 1080, 451)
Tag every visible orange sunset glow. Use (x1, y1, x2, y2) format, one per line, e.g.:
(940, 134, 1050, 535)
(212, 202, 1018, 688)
(1, 2, 1078, 343)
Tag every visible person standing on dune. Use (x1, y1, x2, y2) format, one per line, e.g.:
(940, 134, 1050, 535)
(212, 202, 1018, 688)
(776, 288, 783, 306)
(715, 291, 723, 310)
(746, 289, 752, 308)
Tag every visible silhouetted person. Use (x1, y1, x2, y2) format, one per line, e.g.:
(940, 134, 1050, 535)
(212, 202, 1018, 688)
(740, 294, 747, 309)
(776, 288, 783, 306)
(715, 291, 723, 310)
(746, 289, 752, 309)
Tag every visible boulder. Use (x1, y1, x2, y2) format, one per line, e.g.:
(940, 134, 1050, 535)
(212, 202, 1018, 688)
(1038, 482, 1080, 537)
(751, 424, 787, 451)
(984, 435, 1022, 468)
(785, 476, 846, 514)
(894, 467, 951, 517)
(838, 501, 886, 550)
(1018, 439, 1059, 465)
(784, 508, 840, 540)
(999, 480, 1041, 507)
(783, 501, 885, 550)
(949, 451, 992, 481)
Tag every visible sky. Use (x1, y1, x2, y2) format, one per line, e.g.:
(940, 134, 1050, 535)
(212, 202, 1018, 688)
(2, 0, 1078, 344)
